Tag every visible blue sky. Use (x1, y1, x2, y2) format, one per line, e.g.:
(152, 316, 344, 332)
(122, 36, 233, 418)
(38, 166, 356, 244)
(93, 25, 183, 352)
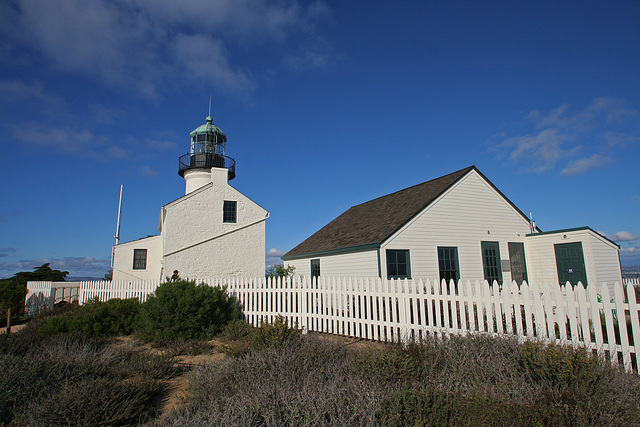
(1, 0, 639, 279)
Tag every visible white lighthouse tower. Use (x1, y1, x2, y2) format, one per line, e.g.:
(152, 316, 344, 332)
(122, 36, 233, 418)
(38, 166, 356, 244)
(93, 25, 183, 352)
(178, 113, 236, 194)
(112, 109, 268, 281)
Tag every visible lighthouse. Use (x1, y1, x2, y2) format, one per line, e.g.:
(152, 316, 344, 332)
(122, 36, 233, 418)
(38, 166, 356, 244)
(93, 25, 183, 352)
(112, 108, 268, 281)
(178, 113, 236, 194)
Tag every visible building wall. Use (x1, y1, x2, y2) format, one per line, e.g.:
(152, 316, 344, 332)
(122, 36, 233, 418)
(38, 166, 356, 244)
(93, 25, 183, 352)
(525, 228, 622, 292)
(164, 221, 265, 279)
(161, 171, 268, 279)
(380, 170, 531, 282)
(285, 248, 379, 278)
(112, 235, 163, 281)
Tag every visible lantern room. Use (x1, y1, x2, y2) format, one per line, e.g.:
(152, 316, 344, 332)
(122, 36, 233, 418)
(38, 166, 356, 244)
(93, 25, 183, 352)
(178, 114, 236, 181)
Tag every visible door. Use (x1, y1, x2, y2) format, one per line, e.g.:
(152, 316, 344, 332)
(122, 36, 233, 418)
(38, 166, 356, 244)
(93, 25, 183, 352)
(481, 241, 502, 286)
(508, 242, 528, 286)
(554, 242, 588, 287)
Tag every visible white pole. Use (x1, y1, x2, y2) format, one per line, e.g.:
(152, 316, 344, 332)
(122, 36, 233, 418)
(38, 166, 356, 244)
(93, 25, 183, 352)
(115, 184, 123, 245)
(111, 185, 123, 268)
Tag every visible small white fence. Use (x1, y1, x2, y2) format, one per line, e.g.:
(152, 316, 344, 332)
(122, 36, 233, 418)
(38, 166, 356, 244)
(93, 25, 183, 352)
(26, 277, 640, 372)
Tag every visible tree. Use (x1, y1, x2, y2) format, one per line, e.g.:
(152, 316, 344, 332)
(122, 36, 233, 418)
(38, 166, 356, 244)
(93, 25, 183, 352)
(0, 263, 68, 326)
(265, 263, 295, 278)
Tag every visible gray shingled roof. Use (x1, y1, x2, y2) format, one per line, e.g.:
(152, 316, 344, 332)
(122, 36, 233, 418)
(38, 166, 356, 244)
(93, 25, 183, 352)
(283, 166, 477, 260)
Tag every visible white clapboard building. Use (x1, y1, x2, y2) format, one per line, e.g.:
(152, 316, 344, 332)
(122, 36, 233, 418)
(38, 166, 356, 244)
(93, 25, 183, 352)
(283, 166, 622, 289)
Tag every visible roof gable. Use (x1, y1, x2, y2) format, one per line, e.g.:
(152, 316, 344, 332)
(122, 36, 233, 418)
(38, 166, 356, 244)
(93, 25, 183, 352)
(284, 166, 478, 259)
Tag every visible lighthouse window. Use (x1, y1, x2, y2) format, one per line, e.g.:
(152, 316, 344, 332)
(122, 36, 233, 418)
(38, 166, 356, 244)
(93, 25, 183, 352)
(133, 249, 147, 270)
(223, 201, 237, 223)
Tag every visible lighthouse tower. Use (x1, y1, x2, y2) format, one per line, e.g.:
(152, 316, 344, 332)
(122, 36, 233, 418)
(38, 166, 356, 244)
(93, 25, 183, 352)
(178, 113, 236, 194)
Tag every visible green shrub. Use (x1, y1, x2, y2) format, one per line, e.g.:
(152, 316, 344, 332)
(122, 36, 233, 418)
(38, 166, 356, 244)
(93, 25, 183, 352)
(35, 297, 139, 338)
(518, 341, 599, 389)
(249, 315, 301, 350)
(134, 280, 238, 342)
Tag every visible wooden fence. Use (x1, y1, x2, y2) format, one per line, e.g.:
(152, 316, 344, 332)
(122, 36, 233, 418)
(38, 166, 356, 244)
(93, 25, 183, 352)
(26, 277, 640, 372)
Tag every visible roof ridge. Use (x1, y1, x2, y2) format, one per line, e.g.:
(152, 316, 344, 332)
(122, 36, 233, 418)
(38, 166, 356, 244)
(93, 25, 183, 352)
(350, 165, 476, 209)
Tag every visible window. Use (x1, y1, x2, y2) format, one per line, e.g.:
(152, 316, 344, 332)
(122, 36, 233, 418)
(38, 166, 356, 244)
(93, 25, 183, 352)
(508, 242, 528, 286)
(386, 249, 410, 279)
(223, 200, 237, 223)
(438, 247, 459, 288)
(133, 249, 147, 270)
(311, 259, 320, 281)
(481, 241, 502, 286)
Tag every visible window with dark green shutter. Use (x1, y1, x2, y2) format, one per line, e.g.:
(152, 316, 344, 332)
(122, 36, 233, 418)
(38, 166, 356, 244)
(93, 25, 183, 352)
(386, 249, 410, 279)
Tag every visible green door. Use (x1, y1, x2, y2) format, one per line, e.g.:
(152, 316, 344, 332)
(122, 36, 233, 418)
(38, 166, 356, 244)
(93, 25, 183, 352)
(481, 241, 502, 286)
(554, 242, 588, 287)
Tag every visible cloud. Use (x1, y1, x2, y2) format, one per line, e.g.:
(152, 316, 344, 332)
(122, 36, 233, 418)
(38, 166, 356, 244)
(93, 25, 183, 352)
(0, 256, 111, 279)
(0, 248, 16, 258)
(146, 138, 178, 151)
(265, 247, 286, 266)
(139, 165, 159, 177)
(2, 0, 332, 97)
(10, 123, 95, 153)
(494, 98, 639, 174)
(603, 231, 640, 242)
(561, 154, 609, 175)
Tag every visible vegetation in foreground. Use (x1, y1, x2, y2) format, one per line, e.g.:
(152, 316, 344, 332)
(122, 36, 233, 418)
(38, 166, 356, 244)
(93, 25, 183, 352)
(0, 279, 639, 425)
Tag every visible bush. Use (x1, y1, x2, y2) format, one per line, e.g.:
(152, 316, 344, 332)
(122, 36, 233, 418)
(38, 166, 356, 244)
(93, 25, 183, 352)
(249, 315, 301, 350)
(168, 336, 383, 426)
(219, 319, 254, 341)
(23, 377, 162, 426)
(35, 297, 140, 338)
(134, 280, 238, 342)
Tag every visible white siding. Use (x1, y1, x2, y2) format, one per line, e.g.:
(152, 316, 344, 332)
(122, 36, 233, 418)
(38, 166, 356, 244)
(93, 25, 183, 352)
(381, 170, 531, 282)
(285, 249, 379, 278)
(589, 233, 623, 286)
(112, 235, 163, 281)
(525, 229, 622, 293)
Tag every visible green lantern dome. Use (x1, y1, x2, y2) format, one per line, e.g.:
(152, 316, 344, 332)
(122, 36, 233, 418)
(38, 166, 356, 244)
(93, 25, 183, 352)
(189, 115, 227, 143)
(178, 114, 236, 180)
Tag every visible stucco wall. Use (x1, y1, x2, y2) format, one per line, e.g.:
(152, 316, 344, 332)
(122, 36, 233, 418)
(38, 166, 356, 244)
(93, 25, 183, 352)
(112, 235, 163, 281)
(161, 176, 268, 279)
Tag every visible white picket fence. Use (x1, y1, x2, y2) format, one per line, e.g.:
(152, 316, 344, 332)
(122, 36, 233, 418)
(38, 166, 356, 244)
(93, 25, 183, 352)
(26, 277, 640, 372)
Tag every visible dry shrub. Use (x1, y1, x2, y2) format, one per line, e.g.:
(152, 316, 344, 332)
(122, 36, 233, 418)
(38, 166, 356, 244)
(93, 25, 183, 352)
(23, 377, 161, 426)
(166, 337, 385, 426)
(165, 333, 640, 426)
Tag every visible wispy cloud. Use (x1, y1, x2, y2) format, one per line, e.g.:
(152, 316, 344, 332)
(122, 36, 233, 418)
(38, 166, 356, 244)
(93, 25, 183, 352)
(562, 154, 609, 175)
(1, 0, 332, 98)
(139, 165, 159, 178)
(602, 231, 640, 242)
(10, 123, 95, 153)
(494, 98, 639, 174)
